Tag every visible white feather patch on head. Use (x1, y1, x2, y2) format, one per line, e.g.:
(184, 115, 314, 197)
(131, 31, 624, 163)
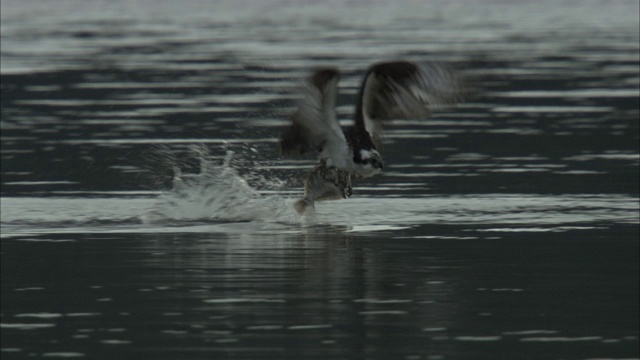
(359, 149, 380, 160)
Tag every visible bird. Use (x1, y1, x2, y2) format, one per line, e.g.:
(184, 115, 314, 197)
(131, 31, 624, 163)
(277, 60, 464, 214)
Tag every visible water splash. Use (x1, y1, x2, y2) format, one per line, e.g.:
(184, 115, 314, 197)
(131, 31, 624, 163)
(142, 146, 297, 224)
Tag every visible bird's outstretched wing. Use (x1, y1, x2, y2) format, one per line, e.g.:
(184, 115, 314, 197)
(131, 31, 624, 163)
(358, 61, 465, 148)
(278, 68, 350, 168)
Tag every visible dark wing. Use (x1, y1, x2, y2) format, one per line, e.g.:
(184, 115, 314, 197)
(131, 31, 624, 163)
(357, 61, 465, 148)
(277, 68, 350, 168)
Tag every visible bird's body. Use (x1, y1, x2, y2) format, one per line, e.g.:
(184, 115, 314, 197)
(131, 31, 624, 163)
(278, 61, 464, 214)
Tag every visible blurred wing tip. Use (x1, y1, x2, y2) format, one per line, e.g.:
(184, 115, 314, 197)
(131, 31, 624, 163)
(358, 60, 470, 139)
(308, 67, 340, 91)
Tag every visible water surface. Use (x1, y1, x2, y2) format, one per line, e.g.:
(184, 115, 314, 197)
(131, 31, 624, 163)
(1, 0, 639, 359)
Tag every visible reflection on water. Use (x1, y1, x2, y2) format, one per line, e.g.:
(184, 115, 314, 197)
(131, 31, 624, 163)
(1, 0, 639, 358)
(2, 225, 639, 359)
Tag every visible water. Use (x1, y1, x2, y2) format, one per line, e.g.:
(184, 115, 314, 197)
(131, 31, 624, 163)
(1, 0, 639, 359)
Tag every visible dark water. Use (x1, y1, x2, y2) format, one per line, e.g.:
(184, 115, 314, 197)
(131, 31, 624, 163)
(1, 0, 639, 359)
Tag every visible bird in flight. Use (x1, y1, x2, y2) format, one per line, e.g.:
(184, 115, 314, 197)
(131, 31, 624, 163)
(277, 60, 464, 214)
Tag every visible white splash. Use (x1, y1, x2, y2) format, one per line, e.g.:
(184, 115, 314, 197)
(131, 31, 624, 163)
(142, 147, 296, 224)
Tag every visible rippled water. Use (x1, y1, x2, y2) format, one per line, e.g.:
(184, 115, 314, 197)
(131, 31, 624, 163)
(1, 0, 639, 359)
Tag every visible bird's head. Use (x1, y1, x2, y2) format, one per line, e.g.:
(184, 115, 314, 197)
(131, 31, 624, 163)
(355, 148, 384, 176)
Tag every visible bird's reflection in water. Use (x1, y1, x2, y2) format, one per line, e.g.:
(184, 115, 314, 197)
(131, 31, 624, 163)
(139, 225, 459, 344)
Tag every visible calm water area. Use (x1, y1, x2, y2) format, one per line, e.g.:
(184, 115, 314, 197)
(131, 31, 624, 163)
(1, 0, 639, 359)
